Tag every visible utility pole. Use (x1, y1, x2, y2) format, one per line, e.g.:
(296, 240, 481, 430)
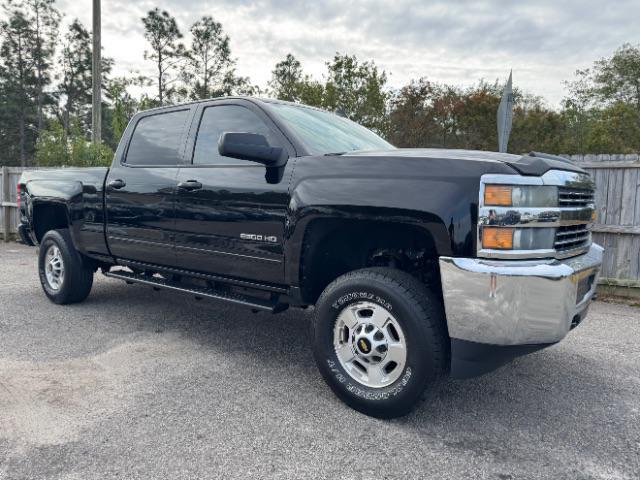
(91, 0, 101, 144)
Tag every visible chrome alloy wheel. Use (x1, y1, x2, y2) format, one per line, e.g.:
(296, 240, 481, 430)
(44, 245, 65, 291)
(333, 301, 407, 388)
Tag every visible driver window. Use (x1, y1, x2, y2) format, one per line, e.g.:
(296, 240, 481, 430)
(192, 105, 278, 165)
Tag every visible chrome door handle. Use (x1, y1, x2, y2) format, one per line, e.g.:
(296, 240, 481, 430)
(108, 179, 126, 189)
(177, 180, 203, 191)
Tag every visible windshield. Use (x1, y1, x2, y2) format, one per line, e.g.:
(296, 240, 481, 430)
(267, 102, 394, 155)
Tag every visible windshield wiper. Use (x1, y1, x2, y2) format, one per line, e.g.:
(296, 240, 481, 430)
(324, 152, 347, 156)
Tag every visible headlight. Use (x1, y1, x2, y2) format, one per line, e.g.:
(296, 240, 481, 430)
(481, 227, 556, 250)
(484, 185, 557, 208)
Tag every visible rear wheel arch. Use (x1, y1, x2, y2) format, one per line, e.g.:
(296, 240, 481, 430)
(32, 202, 70, 243)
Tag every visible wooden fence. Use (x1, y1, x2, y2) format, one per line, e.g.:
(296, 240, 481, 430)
(2, 156, 640, 292)
(564, 154, 640, 292)
(0, 166, 22, 242)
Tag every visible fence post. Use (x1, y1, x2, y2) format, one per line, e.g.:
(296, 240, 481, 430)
(2, 165, 10, 242)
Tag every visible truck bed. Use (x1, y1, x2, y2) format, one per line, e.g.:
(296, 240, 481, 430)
(20, 167, 110, 258)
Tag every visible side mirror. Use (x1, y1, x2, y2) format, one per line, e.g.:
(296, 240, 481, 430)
(218, 132, 288, 168)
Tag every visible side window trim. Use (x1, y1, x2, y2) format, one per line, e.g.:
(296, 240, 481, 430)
(121, 107, 194, 168)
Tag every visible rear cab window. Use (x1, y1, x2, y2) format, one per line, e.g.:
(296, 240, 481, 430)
(125, 109, 191, 166)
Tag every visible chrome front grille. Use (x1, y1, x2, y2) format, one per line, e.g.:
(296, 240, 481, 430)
(554, 225, 592, 253)
(558, 187, 595, 207)
(478, 170, 596, 260)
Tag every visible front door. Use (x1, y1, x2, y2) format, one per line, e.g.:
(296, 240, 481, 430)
(105, 107, 192, 266)
(173, 100, 295, 285)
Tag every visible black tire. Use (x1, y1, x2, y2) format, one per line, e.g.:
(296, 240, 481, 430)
(313, 267, 449, 419)
(38, 229, 94, 305)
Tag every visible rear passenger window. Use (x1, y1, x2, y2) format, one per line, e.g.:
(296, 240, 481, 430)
(193, 105, 279, 165)
(125, 110, 190, 166)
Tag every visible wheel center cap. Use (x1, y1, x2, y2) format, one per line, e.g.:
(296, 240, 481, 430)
(355, 337, 372, 355)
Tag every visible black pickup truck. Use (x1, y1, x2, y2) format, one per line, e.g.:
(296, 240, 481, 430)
(18, 97, 603, 418)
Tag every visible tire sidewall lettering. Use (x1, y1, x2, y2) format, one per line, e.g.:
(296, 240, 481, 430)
(327, 360, 413, 401)
(331, 291, 393, 312)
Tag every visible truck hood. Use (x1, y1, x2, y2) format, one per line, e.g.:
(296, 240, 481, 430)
(344, 148, 586, 177)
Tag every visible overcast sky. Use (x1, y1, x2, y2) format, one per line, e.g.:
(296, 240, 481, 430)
(57, 0, 639, 107)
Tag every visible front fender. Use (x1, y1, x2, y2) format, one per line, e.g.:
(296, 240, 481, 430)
(284, 175, 476, 286)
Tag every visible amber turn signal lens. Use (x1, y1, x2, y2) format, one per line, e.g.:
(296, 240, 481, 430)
(484, 185, 513, 206)
(482, 227, 514, 249)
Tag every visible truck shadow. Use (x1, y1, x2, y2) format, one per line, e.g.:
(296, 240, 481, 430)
(86, 278, 627, 442)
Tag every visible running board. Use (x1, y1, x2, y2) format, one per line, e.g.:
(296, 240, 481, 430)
(103, 270, 285, 312)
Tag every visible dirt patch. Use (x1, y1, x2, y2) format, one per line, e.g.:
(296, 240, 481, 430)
(0, 332, 201, 451)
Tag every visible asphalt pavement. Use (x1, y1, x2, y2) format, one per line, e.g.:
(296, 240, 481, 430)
(1, 242, 638, 480)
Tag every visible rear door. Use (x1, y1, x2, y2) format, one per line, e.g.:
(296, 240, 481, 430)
(105, 106, 193, 266)
(173, 99, 296, 284)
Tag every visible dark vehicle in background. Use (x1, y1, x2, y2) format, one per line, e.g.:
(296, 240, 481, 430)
(18, 97, 603, 418)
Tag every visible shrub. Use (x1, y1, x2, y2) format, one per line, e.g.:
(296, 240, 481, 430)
(36, 120, 114, 167)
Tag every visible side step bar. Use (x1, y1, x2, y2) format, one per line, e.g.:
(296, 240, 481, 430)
(103, 270, 287, 313)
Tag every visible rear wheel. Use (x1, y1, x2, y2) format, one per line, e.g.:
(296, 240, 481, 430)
(313, 267, 449, 418)
(38, 229, 94, 304)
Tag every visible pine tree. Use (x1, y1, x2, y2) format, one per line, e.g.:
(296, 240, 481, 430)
(27, 0, 59, 132)
(55, 19, 112, 138)
(0, 8, 37, 165)
(182, 16, 234, 100)
(142, 8, 186, 105)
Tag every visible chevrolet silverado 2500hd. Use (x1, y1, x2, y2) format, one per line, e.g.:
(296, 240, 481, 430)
(18, 97, 603, 418)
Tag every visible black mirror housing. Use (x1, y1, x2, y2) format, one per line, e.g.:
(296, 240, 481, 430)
(218, 132, 288, 168)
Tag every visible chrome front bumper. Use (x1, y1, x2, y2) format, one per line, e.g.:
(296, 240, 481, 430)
(439, 243, 603, 346)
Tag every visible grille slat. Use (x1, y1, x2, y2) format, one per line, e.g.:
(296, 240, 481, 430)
(555, 234, 590, 247)
(554, 224, 591, 252)
(558, 187, 594, 208)
(556, 228, 587, 237)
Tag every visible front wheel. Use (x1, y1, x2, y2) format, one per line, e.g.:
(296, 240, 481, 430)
(313, 268, 449, 418)
(38, 229, 94, 305)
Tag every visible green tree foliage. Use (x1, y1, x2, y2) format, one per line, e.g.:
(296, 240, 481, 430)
(54, 19, 113, 139)
(324, 54, 388, 133)
(26, 0, 60, 132)
(268, 53, 387, 133)
(387, 78, 570, 154)
(0, 0, 59, 166)
(105, 76, 144, 145)
(590, 44, 640, 110)
(510, 102, 567, 154)
(219, 70, 260, 96)
(269, 53, 325, 106)
(0, 7, 37, 166)
(563, 43, 640, 153)
(269, 53, 304, 101)
(182, 16, 234, 100)
(142, 8, 186, 106)
(35, 118, 113, 167)
(388, 79, 498, 149)
(582, 102, 640, 153)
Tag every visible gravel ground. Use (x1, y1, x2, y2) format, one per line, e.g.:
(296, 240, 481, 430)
(1, 242, 639, 480)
